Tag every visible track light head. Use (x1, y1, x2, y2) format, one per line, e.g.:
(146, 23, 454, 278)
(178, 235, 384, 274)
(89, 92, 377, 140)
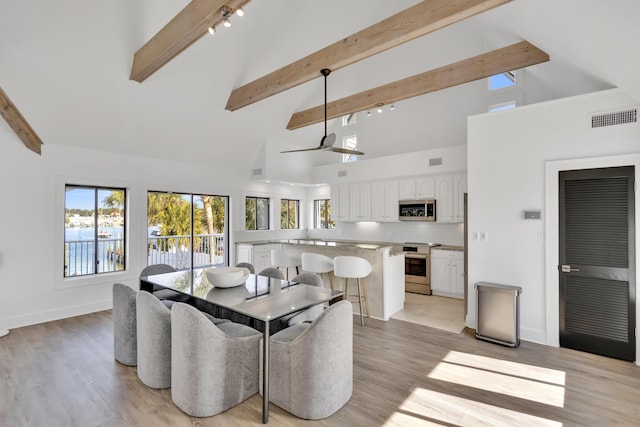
(236, 7, 244, 17)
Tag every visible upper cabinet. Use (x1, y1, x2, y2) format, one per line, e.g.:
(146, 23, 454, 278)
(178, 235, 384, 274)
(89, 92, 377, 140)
(372, 181, 399, 222)
(331, 173, 465, 223)
(435, 174, 467, 222)
(398, 177, 435, 200)
(348, 183, 372, 222)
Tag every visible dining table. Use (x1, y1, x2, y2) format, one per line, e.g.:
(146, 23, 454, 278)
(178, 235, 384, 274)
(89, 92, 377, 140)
(140, 267, 344, 423)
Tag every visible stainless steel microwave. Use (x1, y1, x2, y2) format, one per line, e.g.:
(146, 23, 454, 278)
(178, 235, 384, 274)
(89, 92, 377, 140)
(398, 199, 436, 221)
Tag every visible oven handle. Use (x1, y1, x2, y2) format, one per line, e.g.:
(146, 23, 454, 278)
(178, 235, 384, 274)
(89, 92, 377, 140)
(404, 253, 428, 259)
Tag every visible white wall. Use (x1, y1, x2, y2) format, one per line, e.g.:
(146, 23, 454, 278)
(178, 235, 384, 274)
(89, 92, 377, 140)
(468, 89, 640, 356)
(0, 138, 248, 331)
(311, 144, 467, 184)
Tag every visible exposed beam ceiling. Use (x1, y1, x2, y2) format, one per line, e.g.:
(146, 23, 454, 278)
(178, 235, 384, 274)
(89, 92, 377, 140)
(0, 86, 43, 154)
(286, 41, 549, 130)
(226, 0, 512, 111)
(130, 0, 252, 83)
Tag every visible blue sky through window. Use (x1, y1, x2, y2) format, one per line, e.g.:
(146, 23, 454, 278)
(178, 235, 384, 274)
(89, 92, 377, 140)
(489, 71, 516, 90)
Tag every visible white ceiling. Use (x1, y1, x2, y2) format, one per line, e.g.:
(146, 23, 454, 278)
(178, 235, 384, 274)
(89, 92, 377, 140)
(1, 0, 638, 172)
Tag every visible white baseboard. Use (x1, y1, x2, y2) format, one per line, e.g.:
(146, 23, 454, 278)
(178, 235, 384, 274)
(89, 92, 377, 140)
(0, 299, 112, 331)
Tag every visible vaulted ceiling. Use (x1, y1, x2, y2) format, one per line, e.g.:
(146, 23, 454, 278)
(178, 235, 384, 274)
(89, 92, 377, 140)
(1, 0, 638, 172)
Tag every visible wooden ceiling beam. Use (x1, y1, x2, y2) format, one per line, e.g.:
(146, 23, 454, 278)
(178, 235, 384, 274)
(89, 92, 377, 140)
(286, 41, 549, 130)
(226, 0, 512, 111)
(0, 86, 43, 155)
(130, 0, 252, 83)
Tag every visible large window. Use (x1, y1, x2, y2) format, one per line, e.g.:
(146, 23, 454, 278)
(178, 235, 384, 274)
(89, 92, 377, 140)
(147, 192, 229, 270)
(246, 197, 269, 230)
(64, 185, 126, 277)
(280, 199, 299, 229)
(314, 199, 335, 229)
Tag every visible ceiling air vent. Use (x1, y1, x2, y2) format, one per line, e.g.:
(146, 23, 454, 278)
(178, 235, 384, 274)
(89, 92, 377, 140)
(252, 168, 263, 177)
(591, 108, 637, 128)
(429, 157, 443, 166)
(338, 170, 347, 177)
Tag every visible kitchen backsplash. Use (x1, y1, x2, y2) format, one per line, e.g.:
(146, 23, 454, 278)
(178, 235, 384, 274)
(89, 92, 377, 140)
(309, 221, 464, 246)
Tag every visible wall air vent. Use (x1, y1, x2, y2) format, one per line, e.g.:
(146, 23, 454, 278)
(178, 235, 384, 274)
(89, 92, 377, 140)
(591, 108, 637, 128)
(252, 168, 263, 177)
(429, 157, 443, 166)
(338, 170, 347, 177)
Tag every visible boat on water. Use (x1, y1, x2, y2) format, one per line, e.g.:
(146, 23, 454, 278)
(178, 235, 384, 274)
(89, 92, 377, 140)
(98, 230, 112, 238)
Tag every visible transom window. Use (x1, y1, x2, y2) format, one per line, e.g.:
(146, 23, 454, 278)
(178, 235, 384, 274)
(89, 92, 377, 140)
(489, 101, 516, 113)
(342, 113, 357, 126)
(280, 199, 299, 229)
(489, 71, 516, 90)
(314, 199, 335, 229)
(342, 135, 358, 163)
(64, 185, 126, 277)
(246, 197, 270, 230)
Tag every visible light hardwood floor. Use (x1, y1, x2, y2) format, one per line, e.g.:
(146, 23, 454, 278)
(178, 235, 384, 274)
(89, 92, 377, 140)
(1, 310, 639, 426)
(391, 293, 466, 334)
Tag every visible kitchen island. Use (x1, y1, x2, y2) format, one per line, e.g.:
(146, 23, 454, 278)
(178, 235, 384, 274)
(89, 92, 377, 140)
(236, 239, 405, 321)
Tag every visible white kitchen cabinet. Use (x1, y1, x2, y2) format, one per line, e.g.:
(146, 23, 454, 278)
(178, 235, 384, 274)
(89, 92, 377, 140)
(236, 242, 289, 274)
(435, 174, 467, 222)
(398, 177, 435, 200)
(430, 249, 464, 298)
(235, 243, 252, 264)
(348, 183, 372, 221)
(330, 184, 350, 222)
(371, 181, 399, 222)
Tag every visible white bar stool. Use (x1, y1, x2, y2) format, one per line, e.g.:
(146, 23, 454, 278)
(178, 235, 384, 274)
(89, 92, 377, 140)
(333, 256, 372, 326)
(301, 252, 335, 289)
(270, 249, 301, 280)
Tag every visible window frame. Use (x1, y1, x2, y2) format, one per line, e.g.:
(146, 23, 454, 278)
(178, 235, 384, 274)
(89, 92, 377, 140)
(63, 184, 127, 279)
(245, 196, 270, 231)
(314, 199, 335, 229)
(280, 199, 300, 230)
(147, 191, 230, 271)
(342, 134, 358, 163)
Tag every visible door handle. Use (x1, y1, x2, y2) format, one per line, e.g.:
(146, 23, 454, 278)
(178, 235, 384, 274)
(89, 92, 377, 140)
(560, 264, 580, 273)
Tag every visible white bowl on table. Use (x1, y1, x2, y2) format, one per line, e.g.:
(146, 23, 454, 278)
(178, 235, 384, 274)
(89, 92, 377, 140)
(205, 267, 250, 288)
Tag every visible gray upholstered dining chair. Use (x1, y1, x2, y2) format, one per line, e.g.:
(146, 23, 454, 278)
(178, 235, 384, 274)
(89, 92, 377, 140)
(171, 302, 262, 417)
(113, 283, 138, 366)
(234, 262, 255, 274)
(139, 263, 176, 278)
(136, 291, 172, 389)
(281, 272, 325, 326)
(267, 300, 353, 420)
(257, 267, 285, 280)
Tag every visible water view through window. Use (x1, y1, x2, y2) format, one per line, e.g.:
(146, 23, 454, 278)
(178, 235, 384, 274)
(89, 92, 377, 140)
(64, 185, 126, 277)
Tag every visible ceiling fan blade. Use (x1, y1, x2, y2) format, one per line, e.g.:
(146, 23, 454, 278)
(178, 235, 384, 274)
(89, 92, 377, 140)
(280, 146, 323, 153)
(330, 147, 365, 155)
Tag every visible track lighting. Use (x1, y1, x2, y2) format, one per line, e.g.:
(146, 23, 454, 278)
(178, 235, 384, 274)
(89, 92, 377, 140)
(390, 104, 395, 110)
(223, 18, 231, 27)
(236, 7, 244, 17)
(367, 111, 372, 117)
(208, 26, 216, 35)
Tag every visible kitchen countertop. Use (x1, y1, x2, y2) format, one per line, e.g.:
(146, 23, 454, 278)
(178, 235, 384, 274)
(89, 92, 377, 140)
(237, 238, 399, 251)
(436, 245, 464, 251)
(237, 239, 463, 253)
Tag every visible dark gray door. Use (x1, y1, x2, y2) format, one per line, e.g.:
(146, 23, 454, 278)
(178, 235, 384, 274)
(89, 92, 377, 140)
(559, 166, 635, 361)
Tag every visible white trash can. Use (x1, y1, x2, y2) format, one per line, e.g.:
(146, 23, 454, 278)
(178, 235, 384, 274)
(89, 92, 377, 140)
(475, 282, 522, 348)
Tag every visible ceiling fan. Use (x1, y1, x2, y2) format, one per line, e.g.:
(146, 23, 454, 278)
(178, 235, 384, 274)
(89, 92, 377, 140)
(281, 68, 364, 156)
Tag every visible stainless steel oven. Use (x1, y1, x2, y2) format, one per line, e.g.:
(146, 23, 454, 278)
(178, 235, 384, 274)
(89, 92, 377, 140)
(403, 243, 440, 295)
